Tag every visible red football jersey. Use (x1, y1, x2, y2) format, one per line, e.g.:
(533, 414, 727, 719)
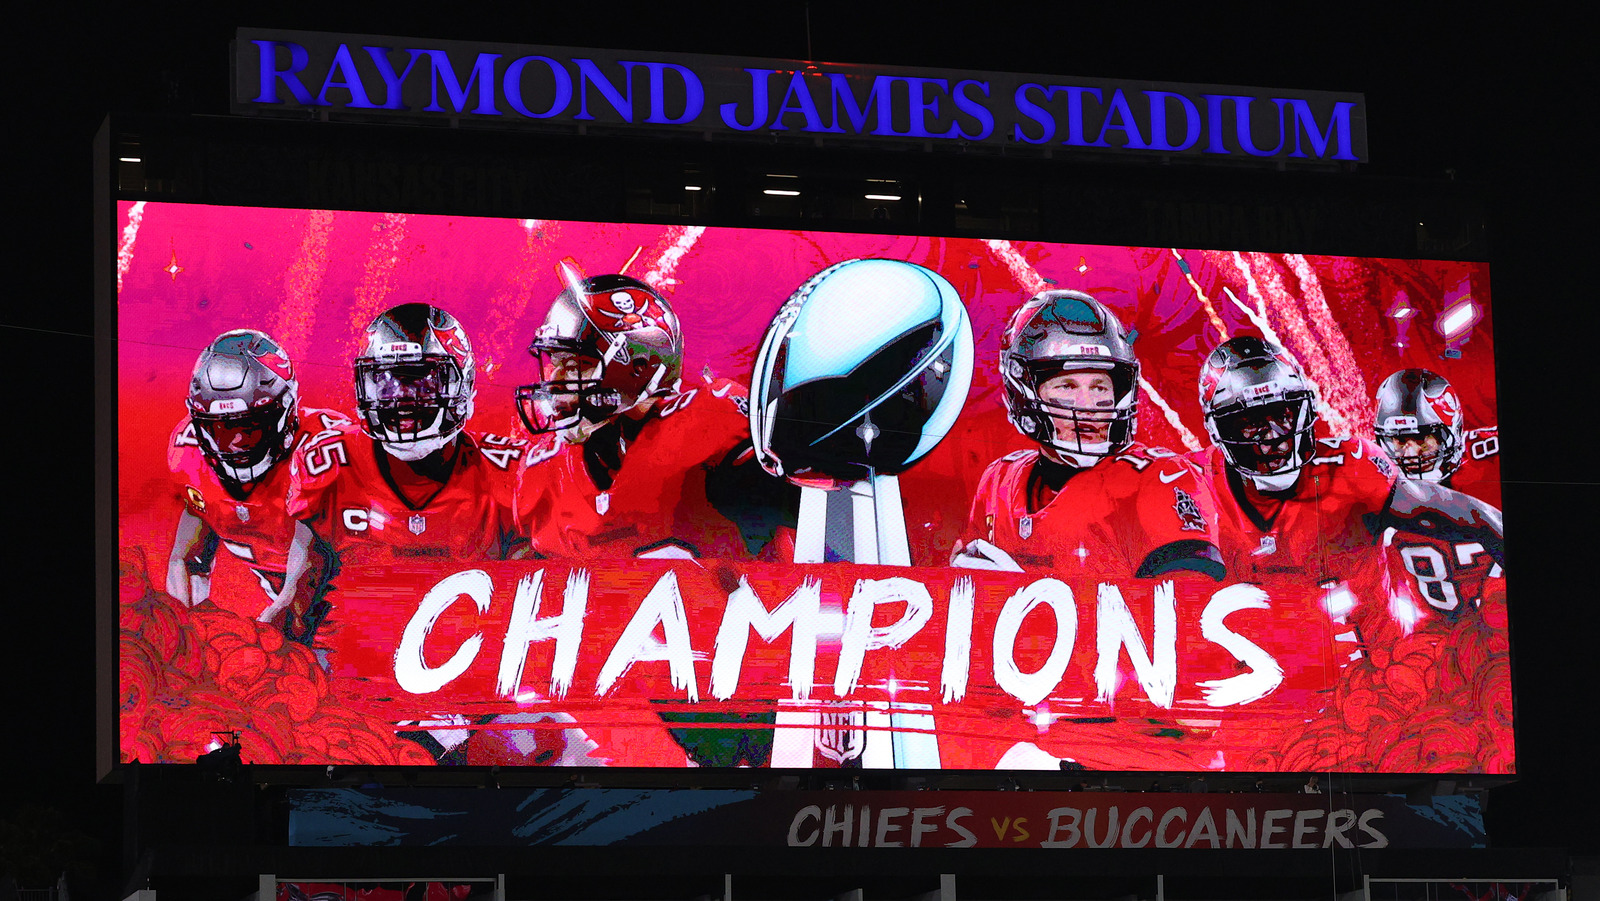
(167, 407, 354, 590)
(287, 423, 528, 565)
(964, 442, 1222, 579)
(515, 380, 765, 560)
(1191, 425, 1399, 585)
(1377, 523, 1503, 633)
(1451, 425, 1502, 509)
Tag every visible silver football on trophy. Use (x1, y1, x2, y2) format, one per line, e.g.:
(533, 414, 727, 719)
(750, 258, 974, 488)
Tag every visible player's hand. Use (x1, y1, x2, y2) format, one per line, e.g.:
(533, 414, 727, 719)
(188, 574, 212, 607)
(167, 562, 211, 607)
(950, 539, 1023, 572)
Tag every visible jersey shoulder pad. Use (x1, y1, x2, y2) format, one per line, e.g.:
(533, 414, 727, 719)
(1464, 426, 1501, 461)
(518, 434, 565, 470)
(298, 407, 358, 436)
(665, 380, 751, 424)
(652, 385, 752, 459)
(702, 377, 751, 407)
(167, 417, 201, 472)
(1310, 432, 1387, 469)
(1117, 442, 1178, 462)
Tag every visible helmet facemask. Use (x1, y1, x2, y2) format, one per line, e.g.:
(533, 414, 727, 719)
(187, 330, 299, 486)
(515, 342, 633, 442)
(1007, 359, 1137, 468)
(355, 354, 472, 461)
(192, 395, 296, 484)
(1209, 394, 1317, 491)
(1376, 421, 1458, 482)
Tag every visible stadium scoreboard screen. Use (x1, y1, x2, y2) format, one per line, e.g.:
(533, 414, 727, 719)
(113, 201, 1507, 774)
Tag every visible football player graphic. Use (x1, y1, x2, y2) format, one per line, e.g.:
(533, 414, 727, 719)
(278, 304, 598, 766)
(513, 269, 796, 768)
(273, 303, 528, 634)
(514, 269, 796, 564)
(954, 289, 1225, 580)
(950, 290, 1225, 772)
(165, 329, 347, 641)
(1374, 368, 1501, 509)
(1194, 337, 1504, 635)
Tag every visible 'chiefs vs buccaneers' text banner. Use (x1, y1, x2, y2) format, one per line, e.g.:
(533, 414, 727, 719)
(288, 788, 1487, 849)
(113, 201, 1506, 772)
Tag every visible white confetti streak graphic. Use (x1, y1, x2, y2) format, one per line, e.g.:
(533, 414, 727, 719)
(1222, 252, 1347, 434)
(1222, 253, 1285, 346)
(1246, 252, 1351, 435)
(1285, 254, 1373, 434)
(990, 238, 1201, 449)
(116, 201, 147, 293)
(1139, 374, 1203, 451)
(983, 238, 1049, 295)
(272, 209, 337, 363)
(641, 225, 707, 291)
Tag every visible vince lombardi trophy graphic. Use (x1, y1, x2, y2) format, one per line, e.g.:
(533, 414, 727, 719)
(749, 258, 975, 769)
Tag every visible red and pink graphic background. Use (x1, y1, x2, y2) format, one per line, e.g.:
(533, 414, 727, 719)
(114, 201, 1506, 772)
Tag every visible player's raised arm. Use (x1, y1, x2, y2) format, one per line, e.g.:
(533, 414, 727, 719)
(166, 507, 218, 607)
(257, 519, 316, 624)
(165, 329, 307, 612)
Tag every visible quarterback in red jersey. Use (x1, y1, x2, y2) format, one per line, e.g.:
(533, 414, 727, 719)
(164, 329, 343, 639)
(282, 303, 528, 574)
(1196, 338, 1504, 629)
(948, 290, 1225, 772)
(1374, 368, 1502, 509)
(954, 290, 1224, 581)
(514, 271, 795, 563)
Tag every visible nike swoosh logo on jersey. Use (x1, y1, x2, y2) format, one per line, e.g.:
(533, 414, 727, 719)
(1158, 469, 1186, 483)
(712, 384, 732, 397)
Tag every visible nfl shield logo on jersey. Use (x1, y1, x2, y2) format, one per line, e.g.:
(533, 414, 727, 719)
(1019, 516, 1033, 539)
(408, 514, 427, 535)
(235, 505, 250, 523)
(595, 493, 611, 515)
(1253, 535, 1277, 557)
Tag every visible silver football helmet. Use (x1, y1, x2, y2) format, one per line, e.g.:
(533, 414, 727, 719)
(515, 272, 683, 443)
(186, 329, 300, 485)
(1199, 336, 1318, 492)
(1374, 368, 1464, 482)
(1000, 290, 1139, 468)
(354, 304, 476, 461)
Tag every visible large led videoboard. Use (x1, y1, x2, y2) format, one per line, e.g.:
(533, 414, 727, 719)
(114, 201, 1506, 773)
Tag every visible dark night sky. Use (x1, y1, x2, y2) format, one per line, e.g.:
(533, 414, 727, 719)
(4, 0, 1592, 857)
